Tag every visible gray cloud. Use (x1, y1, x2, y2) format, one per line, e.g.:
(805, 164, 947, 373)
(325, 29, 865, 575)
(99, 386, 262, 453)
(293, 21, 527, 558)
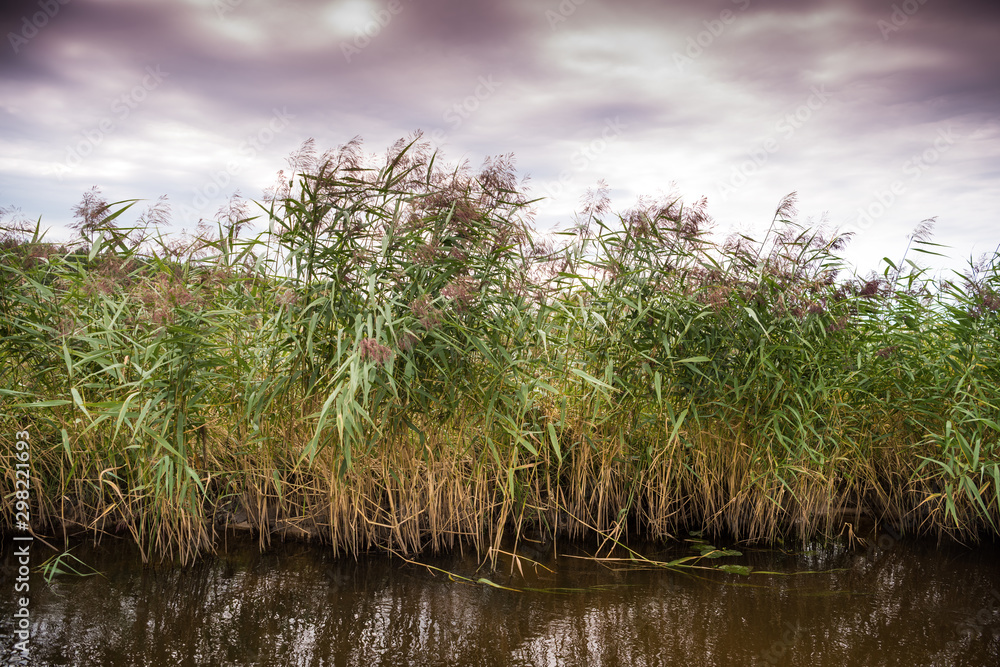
(1, 0, 998, 271)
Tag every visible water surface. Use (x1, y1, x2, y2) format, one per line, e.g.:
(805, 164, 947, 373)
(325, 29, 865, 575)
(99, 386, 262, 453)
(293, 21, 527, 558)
(2, 532, 999, 665)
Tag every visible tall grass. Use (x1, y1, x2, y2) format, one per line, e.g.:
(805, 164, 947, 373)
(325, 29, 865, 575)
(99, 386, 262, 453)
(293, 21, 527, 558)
(2, 136, 999, 562)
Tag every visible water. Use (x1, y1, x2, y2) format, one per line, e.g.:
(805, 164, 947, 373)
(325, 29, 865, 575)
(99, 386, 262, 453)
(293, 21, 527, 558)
(3, 532, 1000, 665)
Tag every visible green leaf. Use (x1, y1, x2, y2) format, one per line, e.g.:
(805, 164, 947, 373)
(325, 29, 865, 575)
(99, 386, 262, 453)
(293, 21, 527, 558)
(708, 549, 742, 558)
(547, 422, 562, 464)
(70, 387, 91, 420)
(743, 306, 768, 335)
(14, 399, 73, 408)
(570, 367, 615, 392)
(476, 577, 518, 591)
(517, 435, 538, 456)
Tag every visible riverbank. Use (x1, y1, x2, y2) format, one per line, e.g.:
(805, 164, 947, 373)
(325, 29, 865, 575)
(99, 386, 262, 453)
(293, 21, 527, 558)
(2, 138, 998, 562)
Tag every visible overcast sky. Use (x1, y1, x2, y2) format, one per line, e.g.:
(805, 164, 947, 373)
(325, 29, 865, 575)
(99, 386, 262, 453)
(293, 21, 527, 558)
(2, 0, 999, 274)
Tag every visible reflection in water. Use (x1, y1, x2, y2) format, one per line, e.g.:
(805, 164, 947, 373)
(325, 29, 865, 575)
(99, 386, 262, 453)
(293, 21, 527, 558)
(2, 534, 1000, 665)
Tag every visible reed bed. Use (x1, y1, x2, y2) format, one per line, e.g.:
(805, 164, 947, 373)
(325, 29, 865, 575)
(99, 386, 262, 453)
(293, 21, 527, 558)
(2, 136, 999, 562)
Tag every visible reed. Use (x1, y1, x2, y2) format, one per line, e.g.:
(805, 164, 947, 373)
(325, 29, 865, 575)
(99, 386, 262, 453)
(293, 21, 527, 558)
(2, 136, 998, 562)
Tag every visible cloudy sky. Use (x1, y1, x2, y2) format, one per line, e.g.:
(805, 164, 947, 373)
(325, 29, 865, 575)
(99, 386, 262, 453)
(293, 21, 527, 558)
(2, 0, 998, 274)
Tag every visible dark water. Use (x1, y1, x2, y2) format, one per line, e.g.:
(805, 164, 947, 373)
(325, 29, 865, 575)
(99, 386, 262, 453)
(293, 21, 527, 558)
(3, 531, 1000, 666)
